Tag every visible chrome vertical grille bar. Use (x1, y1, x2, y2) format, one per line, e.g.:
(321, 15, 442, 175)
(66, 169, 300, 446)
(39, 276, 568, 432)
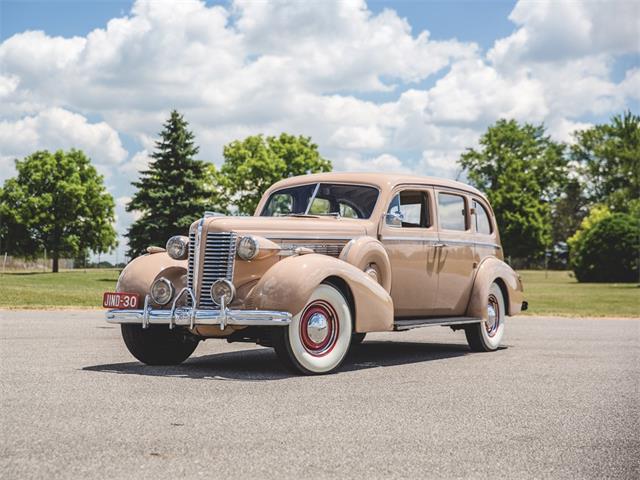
(198, 232, 237, 309)
(186, 230, 237, 309)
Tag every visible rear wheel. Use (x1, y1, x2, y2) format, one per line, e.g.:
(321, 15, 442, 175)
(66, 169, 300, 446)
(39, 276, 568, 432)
(465, 282, 506, 352)
(121, 324, 199, 365)
(273, 284, 352, 375)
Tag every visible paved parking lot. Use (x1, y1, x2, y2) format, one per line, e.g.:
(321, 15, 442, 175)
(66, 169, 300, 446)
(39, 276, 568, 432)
(1, 310, 638, 479)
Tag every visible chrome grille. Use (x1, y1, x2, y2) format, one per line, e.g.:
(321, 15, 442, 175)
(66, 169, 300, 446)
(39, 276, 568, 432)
(187, 231, 237, 309)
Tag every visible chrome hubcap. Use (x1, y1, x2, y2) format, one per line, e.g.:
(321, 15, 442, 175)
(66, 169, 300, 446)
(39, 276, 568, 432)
(306, 312, 329, 344)
(485, 294, 500, 338)
(299, 301, 339, 357)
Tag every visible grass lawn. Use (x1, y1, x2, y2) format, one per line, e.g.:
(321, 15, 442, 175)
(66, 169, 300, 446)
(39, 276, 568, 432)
(0, 268, 638, 317)
(0, 269, 119, 309)
(519, 270, 639, 317)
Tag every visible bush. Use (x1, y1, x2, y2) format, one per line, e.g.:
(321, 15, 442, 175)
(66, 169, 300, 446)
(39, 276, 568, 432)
(571, 213, 640, 282)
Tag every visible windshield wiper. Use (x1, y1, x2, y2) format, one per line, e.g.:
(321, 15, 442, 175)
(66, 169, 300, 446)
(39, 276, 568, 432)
(286, 213, 320, 218)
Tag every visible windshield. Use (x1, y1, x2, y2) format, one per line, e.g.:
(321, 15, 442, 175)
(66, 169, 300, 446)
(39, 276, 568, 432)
(261, 183, 379, 219)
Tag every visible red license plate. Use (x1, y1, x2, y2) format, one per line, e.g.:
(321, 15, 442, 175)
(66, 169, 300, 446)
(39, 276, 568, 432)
(103, 292, 140, 309)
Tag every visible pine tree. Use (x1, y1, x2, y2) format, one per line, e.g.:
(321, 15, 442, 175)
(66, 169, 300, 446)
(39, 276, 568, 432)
(126, 110, 222, 257)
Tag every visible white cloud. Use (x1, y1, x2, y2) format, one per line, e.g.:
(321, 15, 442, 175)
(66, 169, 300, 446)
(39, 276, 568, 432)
(119, 149, 151, 177)
(339, 153, 410, 173)
(0, 0, 638, 262)
(489, 0, 640, 66)
(0, 108, 127, 181)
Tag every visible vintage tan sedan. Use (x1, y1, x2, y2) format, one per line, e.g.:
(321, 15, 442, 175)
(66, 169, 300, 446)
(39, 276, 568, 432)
(105, 173, 526, 374)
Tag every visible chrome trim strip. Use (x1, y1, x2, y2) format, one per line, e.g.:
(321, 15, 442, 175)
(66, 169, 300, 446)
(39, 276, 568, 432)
(106, 307, 292, 327)
(266, 235, 356, 241)
(381, 236, 439, 243)
(381, 236, 501, 249)
(394, 317, 482, 331)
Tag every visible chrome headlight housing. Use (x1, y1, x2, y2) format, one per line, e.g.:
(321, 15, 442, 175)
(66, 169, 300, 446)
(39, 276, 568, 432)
(210, 279, 236, 306)
(166, 235, 189, 260)
(237, 236, 259, 260)
(150, 277, 174, 305)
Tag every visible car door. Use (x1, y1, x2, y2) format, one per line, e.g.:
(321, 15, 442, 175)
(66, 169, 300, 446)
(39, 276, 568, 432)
(379, 187, 439, 317)
(434, 189, 476, 315)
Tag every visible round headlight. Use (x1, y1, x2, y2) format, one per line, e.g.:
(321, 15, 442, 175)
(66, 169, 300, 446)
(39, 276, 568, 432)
(237, 236, 259, 260)
(166, 236, 189, 260)
(210, 279, 236, 306)
(150, 277, 174, 305)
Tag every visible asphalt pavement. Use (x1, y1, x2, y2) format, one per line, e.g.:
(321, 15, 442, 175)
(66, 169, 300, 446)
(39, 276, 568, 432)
(1, 310, 638, 479)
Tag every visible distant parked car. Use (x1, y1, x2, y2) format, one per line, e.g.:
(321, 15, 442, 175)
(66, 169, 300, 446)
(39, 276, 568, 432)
(104, 173, 526, 374)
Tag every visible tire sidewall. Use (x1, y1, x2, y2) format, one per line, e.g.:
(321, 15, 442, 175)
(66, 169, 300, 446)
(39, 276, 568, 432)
(480, 283, 506, 350)
(285, 284, 352, 374)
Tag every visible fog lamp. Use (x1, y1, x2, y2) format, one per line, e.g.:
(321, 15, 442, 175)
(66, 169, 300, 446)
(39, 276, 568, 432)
(150, 277, 174, 305)
(210, 279, 236, 306)
(237, 236, 259, 260)
(166, 236, 189, 260)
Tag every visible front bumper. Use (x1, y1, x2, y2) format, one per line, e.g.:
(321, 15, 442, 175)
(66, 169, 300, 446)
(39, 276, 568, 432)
(106, 290, 291, 330)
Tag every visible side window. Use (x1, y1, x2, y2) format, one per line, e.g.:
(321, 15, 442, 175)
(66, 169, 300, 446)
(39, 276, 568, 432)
(386, 191, 429, 228)
(473, 200, 492, 234)
(438, 193, 467, 231)
(265, 193, 293, 216)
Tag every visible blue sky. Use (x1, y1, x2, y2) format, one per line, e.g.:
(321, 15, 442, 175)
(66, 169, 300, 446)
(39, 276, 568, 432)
(1, 0, 638, 262)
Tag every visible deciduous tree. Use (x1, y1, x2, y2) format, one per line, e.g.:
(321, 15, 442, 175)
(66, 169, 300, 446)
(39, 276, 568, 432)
(458, 120, 566, 265)
(571, 111, 640, 213)
(220, 133, 332, 215)
(0, 150, 117, 272)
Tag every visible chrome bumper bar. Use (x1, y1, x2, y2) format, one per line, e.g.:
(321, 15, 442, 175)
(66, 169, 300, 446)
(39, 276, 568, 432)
(105, 289, 291, 330)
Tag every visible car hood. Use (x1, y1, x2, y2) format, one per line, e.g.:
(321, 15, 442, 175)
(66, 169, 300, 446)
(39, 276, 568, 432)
(191, 215, 372, 239)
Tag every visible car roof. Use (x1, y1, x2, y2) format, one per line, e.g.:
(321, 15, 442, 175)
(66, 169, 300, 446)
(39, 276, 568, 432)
(268, 172, 487, 199)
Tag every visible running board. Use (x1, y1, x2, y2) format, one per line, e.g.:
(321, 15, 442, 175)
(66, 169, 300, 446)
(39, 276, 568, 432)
(393, 317, 483, 331)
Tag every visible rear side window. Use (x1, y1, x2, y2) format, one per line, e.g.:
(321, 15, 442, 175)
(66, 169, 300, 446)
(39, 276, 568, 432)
(386, 191, 430, 228)
(473, 200, 492, 234)
(438, 193, 467, 231)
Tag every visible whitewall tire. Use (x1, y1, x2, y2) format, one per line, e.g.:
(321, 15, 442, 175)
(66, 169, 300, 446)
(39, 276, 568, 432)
(465, 282, 506, 352)
(273, 283, 352, 374)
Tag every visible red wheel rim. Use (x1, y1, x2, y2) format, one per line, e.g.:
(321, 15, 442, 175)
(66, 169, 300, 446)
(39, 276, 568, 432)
(299, 300, 339, 357)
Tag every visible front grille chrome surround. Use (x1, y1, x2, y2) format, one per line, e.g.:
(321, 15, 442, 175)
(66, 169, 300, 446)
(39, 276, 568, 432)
(187, 230, 237, 309)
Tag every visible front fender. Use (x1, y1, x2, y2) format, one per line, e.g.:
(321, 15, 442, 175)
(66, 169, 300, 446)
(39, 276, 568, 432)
(244, 254, 394, 333)
(466, 257, 524, 319)
(116, 253, 187, 297)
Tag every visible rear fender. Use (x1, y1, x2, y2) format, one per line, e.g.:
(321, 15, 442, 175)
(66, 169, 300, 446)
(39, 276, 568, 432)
(466, 257, 524, 319)
(244, 254, 394, 332)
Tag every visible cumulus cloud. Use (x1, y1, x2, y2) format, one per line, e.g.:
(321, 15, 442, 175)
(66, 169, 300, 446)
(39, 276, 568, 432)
(0, 108, 127, 181)
(489, 0, 640, 65)
(0, 0, 637, 261)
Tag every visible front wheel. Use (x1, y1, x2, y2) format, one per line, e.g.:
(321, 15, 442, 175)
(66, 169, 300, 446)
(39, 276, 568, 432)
(465, 282, 506, 352)
(121, 324, 199, 365)
(273, 283, 352, 375)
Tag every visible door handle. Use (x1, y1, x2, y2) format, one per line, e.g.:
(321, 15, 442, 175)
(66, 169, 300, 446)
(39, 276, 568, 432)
(434, 243, 447, 248)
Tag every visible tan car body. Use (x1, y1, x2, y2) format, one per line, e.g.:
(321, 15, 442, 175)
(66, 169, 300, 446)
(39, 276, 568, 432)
(116, 172, 523, 337)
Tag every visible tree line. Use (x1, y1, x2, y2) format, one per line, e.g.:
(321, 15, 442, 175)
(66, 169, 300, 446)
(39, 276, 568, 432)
(1, 109, 637, 281)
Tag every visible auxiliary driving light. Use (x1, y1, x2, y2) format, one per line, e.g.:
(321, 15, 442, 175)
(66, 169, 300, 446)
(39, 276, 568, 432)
(237, 236, 259, 260)
(166, 235, 189, 260)
(210, 279, 236, 306)
(150, 277, 174, 305)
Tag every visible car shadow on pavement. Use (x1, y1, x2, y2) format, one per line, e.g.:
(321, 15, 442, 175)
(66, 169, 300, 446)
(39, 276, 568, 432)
(83, 340, 476, 381)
